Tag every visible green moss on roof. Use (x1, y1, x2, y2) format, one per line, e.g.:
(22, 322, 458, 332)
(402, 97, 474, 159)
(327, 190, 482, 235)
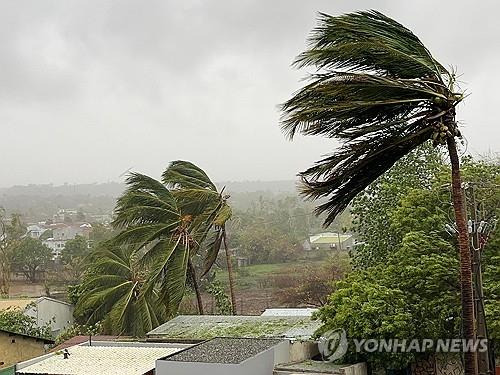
(147, 315, 321, 341)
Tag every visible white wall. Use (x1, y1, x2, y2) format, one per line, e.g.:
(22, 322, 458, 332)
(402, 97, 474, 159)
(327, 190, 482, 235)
(156, 344, 283, 375)
(25, 298, 74, 337)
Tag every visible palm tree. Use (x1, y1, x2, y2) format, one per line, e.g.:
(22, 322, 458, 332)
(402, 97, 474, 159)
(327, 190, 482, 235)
(281, 11, 475, 374)
(112, 173, 204, 315)
(75, 244, 165, 336)
(162, 161, 237, 315)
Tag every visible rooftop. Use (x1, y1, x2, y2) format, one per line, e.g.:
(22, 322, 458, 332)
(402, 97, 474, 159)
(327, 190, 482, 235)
(162, 337, 283, 364)
(261, 308, 318, 317)
(0, 298, 35, 311)
(50, 335, 124, 352)
(147, 315, 321, 341)
(0, 328, 54, 344)
(309, 232, 352, 244)
(17, 342, 184, 375)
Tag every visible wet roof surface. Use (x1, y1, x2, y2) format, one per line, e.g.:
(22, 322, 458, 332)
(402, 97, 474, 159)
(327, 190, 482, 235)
(163, 337, 284, 364)
(18, 345, 183, 375)
(147, 315, 321, 341)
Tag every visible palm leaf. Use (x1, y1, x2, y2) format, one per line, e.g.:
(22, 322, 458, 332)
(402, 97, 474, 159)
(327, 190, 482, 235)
(281, 10, 463, 226)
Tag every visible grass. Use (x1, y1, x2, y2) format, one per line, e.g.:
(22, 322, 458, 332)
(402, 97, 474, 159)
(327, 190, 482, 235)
(215, 258, 326, 290)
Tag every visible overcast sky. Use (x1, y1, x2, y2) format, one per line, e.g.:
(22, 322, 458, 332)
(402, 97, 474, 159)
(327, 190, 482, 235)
(0, 0, 498, 187)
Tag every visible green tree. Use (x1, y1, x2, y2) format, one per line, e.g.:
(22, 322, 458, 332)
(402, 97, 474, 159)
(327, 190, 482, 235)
(316, 232, 460, 370)
(0, 307, 52, 339)
(74, 244, 165, 336)
(350, 145, 444, 268)
(12, 237, 52, 283)
(61, 235, 89, 280)
(0, 211, 25, 294)
(281, 11, 474, 372)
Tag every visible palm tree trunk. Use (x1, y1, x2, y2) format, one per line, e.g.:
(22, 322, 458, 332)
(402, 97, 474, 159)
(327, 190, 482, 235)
(188, 259, 204, 315)
(447, 136, 477, 375)
(222, 227, 237, 315)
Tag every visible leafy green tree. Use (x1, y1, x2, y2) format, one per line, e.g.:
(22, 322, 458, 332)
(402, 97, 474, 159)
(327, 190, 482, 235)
(0, 211, 25, 294)
(0, 307, 51, 339)
(74, 245, 165, 336)
(281, 11, 474, 371)
(350, 145, 444, 268)
(61, 235, 89, 280)
(12, 237, 52, 283)
(316, 232, 460, 370)
(206, 279, 232, 315)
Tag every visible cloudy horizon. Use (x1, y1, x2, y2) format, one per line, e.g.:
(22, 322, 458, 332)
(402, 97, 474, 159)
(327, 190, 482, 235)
(1, 1, 498, 188)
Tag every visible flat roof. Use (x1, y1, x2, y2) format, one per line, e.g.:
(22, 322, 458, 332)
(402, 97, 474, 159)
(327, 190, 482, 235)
(17, 344, 183, 375)
(162, 337, 284, 364)
(261, 308, 318, 317)
(147, 315, 321, 341)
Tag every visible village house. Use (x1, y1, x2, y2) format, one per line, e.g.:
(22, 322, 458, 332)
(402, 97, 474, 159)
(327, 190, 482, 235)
(0, 298, 73, 338)
(0, 329, 53, 373)
(303, 232, 355, 252)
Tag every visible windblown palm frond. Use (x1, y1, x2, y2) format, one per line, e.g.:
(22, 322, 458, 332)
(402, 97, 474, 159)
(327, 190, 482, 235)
(281, 10, 463, 225)
(162, 160, 216, 190)
(75, 245, 165, 336)
(111, 172, 194, 316)
(162, 161, 233, 274)
(162, 161, 236, 313)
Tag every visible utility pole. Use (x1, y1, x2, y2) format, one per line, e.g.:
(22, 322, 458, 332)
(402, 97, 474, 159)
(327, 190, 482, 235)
(468, 184, 495, 375)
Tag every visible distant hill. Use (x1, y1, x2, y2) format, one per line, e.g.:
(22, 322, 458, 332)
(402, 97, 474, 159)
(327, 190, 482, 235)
(218, 180, 298, 194)
(0, 180, 300, 221)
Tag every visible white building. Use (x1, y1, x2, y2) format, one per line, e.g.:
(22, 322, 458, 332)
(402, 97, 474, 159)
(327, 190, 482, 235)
(0, 297, 74, 337)
(26, 224, 47, 239)
(42, 223, 91, 259)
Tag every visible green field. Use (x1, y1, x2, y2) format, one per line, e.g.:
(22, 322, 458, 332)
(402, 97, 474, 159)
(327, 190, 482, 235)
(215, 259, 325, 290)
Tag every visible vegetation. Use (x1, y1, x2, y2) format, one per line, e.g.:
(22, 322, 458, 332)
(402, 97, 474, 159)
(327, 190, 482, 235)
(281, 10, 475, 373)
(12, 238, 52, 283)
(74, 244, 165, 336)
(0, 211, 25, 295)
(74, 161, 238, 334)
(55, 322, 102, 345)
(315, 152, 499, 370)
(61, 235, 89, 280)
(0, 306, 52, 339)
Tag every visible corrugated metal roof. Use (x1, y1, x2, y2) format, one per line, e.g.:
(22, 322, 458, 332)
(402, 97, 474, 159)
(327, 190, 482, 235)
(147, 315, 321, 341)
(50, 335, 124, 352)
(17, 345, 182, 375)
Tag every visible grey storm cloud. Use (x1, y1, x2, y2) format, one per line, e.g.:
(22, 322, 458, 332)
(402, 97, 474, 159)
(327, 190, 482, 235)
(0, 0, 498, 187)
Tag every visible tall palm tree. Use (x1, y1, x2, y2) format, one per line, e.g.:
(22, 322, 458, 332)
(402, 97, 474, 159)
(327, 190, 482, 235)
(162, 161, 237, 315)
(75, 244, 165, 336)
(281, 11, 475, 374)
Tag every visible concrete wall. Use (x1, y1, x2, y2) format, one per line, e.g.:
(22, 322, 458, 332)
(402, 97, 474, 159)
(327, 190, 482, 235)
(25, 298, 74, 337)
(156, 344, 282, 375)
(340, 362, 368, 375)
(289, 341, 319, 363)
(0, 332, 49, 369)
